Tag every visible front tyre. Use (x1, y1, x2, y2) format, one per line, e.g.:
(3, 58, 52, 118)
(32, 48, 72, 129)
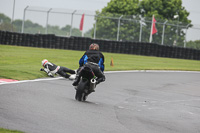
(75, 91, 87, 101)
(75, 79, 89, 101)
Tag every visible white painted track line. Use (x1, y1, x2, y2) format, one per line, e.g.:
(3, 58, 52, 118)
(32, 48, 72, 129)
(0, 70, 200, 85)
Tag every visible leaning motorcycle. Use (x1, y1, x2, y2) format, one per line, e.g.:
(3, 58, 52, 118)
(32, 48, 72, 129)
(75, 66, 97, 101)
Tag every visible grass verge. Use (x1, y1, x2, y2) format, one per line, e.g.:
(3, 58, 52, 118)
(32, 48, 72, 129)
(0, 128, 23, 133)
(0, 44, 200, 80)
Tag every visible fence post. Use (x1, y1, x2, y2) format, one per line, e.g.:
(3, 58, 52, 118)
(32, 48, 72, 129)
(174, 14, 179, 45)
(21, 6, 29, 33)
(70, 10, 77, 36)
(184, 24, 191, 48)
(117, 15, 123, 41)
(45, 8, 52, 34)
(139, 19, 143, 42)
(161, 20, 168, 45)
(11, 0, 16, 32)
(93, 14, 99, 39)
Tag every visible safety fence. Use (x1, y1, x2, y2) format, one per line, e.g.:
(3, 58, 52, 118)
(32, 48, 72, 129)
(0, 30, 200, 60)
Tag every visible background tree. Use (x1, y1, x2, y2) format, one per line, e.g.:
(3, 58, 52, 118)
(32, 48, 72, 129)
(84, 28, 93, 38)
(93, 0, 140, 41)
(187, 40, 200, 50)
(0, 13, 11, 23)
(94, 0, 191, 46)
(0, 13, 83, 36)
(139, 0, 191, 46)
(13, 19, 22, 32)
(0, 13, 12, 31)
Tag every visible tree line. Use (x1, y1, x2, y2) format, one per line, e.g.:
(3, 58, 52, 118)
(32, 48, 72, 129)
(93, 0, 199, 49)
(0, 13, 91, 37)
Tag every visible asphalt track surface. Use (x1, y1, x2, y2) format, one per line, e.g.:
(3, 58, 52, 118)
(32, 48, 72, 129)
(0, 71, 200, 133)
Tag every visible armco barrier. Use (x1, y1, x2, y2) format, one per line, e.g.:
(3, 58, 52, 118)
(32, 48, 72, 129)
(0, 30, 200, 60)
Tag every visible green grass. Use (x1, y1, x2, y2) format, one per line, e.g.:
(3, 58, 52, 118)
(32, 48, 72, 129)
(0, 128, 23, 133)
(0, 44, 200, 80)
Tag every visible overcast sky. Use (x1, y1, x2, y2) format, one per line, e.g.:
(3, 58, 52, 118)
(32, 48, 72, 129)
(0, 0, 200, 24)
(0, 0, 110, 19)
(0, 0, 200, 40)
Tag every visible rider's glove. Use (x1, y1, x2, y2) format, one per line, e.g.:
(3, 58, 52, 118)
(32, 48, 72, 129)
(72, 80, 79, 86)
(40, 68, 44, 71)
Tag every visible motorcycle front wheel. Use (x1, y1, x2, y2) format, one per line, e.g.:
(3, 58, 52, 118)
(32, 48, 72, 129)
(75, 79, 89, 101)
(75, 91, 88, 101)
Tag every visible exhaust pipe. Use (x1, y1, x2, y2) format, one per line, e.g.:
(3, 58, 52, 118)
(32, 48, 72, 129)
(90, 78, 96, 90)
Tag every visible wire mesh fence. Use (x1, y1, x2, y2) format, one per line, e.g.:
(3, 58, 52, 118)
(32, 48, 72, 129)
(0, 6, 200, 49)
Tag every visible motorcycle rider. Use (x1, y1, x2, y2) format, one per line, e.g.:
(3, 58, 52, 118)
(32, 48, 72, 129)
(40, 59, 76, 80)
(72, 43, 106, 91)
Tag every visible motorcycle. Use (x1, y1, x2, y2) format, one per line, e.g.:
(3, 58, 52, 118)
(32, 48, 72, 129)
(75, 66, 97, 101)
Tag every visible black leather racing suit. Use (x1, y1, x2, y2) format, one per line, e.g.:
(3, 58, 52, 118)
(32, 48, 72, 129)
(43, 62, 75, 78)
(73, 50, 105, 85)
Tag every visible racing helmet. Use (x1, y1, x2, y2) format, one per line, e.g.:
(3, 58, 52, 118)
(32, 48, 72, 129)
(89, 43, 99, 51)
(42, 59, 48, 67)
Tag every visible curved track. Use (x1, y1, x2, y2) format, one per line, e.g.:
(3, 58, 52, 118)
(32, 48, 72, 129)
(0, 71, 200, 133)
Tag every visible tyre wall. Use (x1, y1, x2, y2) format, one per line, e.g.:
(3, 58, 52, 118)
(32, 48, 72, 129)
(0, 31, 199, 60)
